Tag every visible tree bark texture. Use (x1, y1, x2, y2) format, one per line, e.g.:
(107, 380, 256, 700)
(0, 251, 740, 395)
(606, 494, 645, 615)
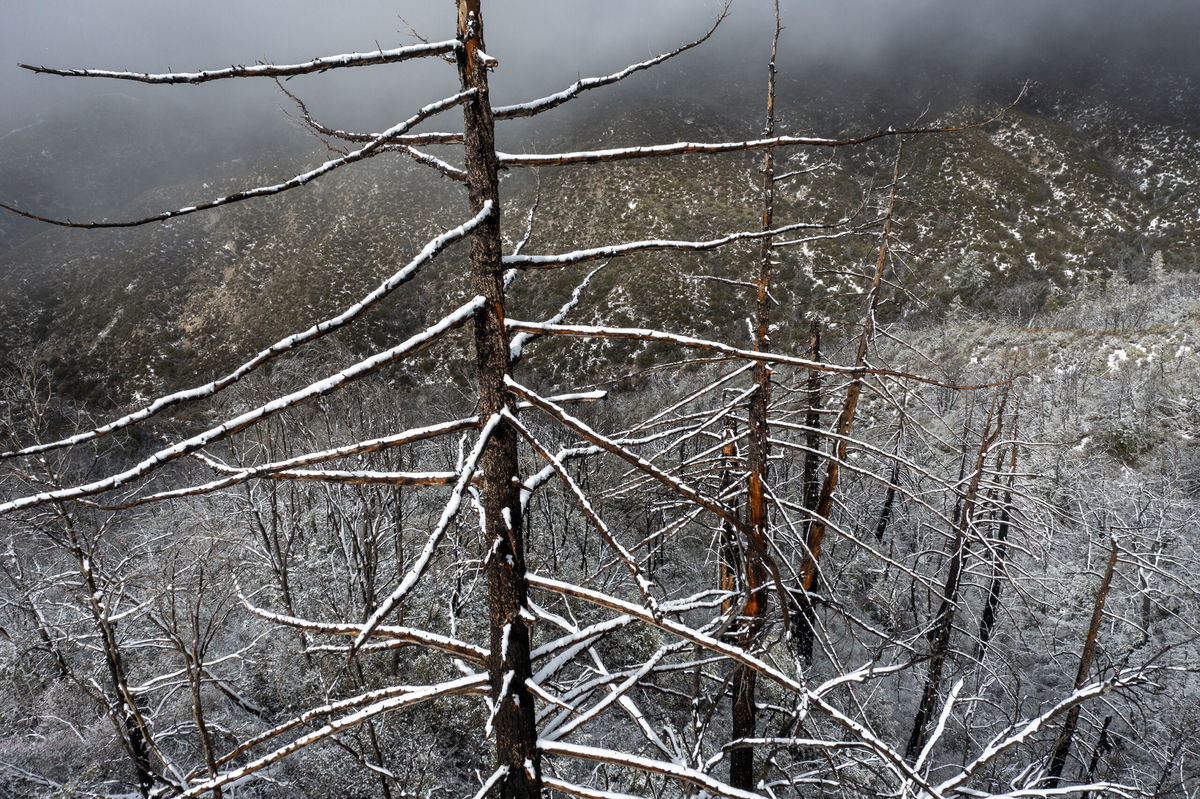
(457, 3, 541, 798)
(730, 6, 781, 788)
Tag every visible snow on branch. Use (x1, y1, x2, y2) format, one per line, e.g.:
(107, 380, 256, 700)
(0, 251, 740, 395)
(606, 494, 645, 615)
(499, 88, 1026, 168)
(352, 413, 503, 651)
(526, 573, 937, 794)
(242, 600, 487, 663)
(0, 89, 475, 228)
(232, 468, 460, 486)
(389, 144, 468, 182)
(180, 673, 486, 798)
(0, 297, 486, 515)
(935, 667, 1152, 796)
(1, 206, 491, 462)
(210, 679, 474, 772)
(541, 776, 648, 799)
(504, 321, 1011, 390)
(540, 644, 678, 742)
(510, 262, 610, 362)
(966, 785, 1136, 799)
(79, 390, 595, 511)
(506, 378, 742, 533)
(505, 410, 659, 612)
(84, 417, 479, 510)
(540, 740, 765, 799)
(504, 216, 864, 269)
(19, 40, 460, 84)
(468, 768, 510, 799)
(531, 614, 635, 682)
(492, 3, 729, 120)
(499, 125, 961, 168)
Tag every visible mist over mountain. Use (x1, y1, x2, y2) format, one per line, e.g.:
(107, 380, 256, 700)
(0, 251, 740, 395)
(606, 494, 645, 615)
(2, 0, 1197, 179)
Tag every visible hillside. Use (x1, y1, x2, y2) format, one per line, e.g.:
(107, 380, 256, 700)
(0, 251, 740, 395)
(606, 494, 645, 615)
(2, 77, 1199, 402)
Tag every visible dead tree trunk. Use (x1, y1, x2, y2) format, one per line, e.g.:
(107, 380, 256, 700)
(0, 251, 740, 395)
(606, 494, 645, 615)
(976, 438, 1019, 658)
(1043, 538, 1119, 787)
(718, 418, 743, 618)
(801, 320, 824, 520)
(905, 390, 1005, 761)
(729, 5, 781, 789)
(62, 514, 158, 797)
(1079, 714, 1114, 799)
(796, 140, 904, 660)
(457, 3, 540, 797)
(873, 420, 905, 542)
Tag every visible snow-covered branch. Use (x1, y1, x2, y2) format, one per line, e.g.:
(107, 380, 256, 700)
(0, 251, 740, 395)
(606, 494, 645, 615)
(492, 4, 728, 119)
(181, 673, 486, 798)
(499, 125, 959, 168)
(503, 216, 864, 268)
(19, 40, 460, 84)
(504, 321, 1011, 390)
(540, 739, 765, 799)
(506, 378, 742, 532)
(243, 600, 487, 663)
(352, 413, 503, 650)
(936, 667, 1151, 796)
(526, 573, 937, 795)
(0, 90, 475, 228)
(0, 297, 485, 514)
(0, 207, 490, 462)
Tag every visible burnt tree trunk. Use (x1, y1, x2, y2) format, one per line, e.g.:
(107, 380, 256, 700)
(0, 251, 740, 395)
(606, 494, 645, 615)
(718, 418, 743, 618)
(1043, 539, 1119, 787)
(796, 140, 904, 660)
(905, 390, 1005, 761)
(976, 440, 1019, 657)
(457, 3, 540, 797)
(730, 5, 782, 789)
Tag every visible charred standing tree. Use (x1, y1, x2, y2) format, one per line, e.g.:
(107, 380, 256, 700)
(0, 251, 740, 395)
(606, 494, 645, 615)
(60, 511, 159, 797)
(788, 319, 824, 655)
(1043, 538, 1120, 787)
(0, 5, 1052, 796)
(905, 388, 1006, 761)
(718, 417, 743, 614)
(801, 319, 824, 520)
(873, 419, 904, 542)
(729, 2, 782, 791)
(976, 435, 1020, 658)
(795, 140, 905, 663)
(456, 3, 541, 798)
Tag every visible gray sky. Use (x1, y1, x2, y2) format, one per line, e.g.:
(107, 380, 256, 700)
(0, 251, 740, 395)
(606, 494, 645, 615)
(4, 1, 1198, 119)
(1, 0, 1197, 200)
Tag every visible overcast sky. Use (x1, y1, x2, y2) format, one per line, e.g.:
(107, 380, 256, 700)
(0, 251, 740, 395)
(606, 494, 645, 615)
(4, 1, 1198, 110)
(1, 1, 1197, 180)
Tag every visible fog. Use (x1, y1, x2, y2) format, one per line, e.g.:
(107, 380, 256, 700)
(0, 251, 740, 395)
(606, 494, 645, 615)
(1, 0, 1197, 223)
